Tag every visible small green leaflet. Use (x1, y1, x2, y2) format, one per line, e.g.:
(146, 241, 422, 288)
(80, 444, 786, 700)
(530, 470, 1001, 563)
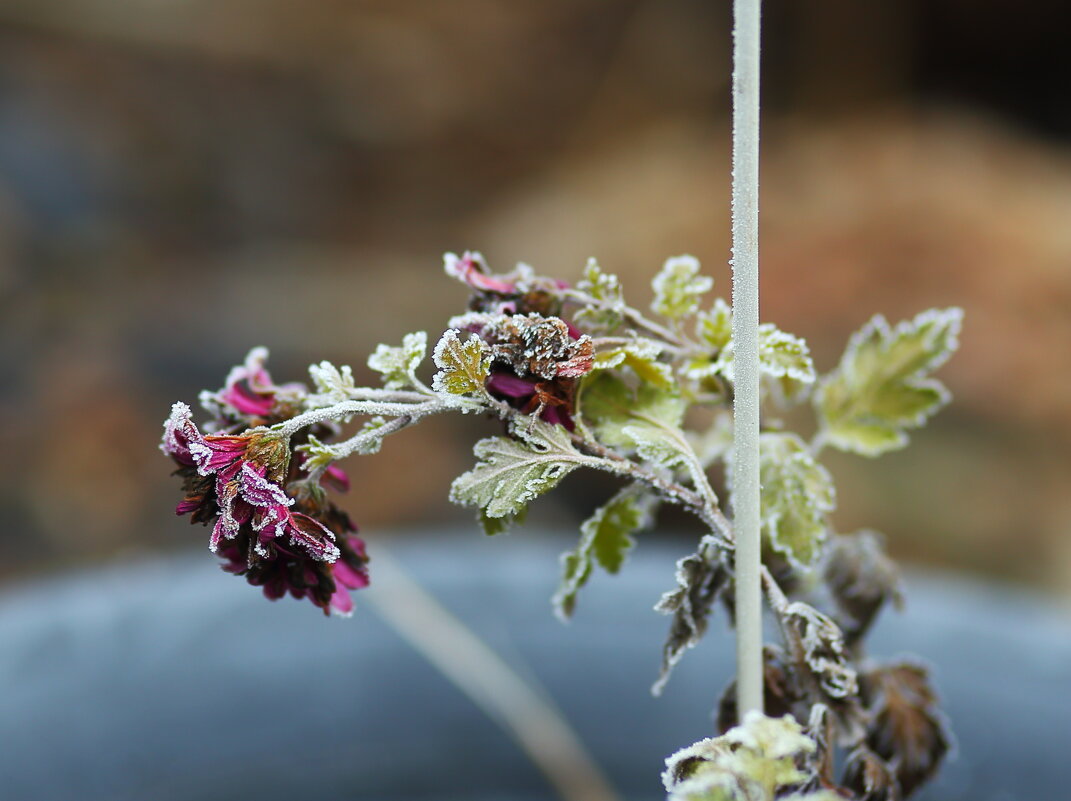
(581, 372, 695, 473)
(450, 419, 608, 519)
(591, 337, 673, 389)
(553, 485, 657, 620)
(696, 298, 733, 351)
(815, 308, 962, 456)
(582, 372, 685, 446)
(577, 257, 623, 305)
(298, 433, 335, 475)
(367, 331, 428, 390)
(575, 258, 626, 332)
(758, 433, 835, 569)
(306, 360, 357, 408)
(651, 255, 713, 321)
(686, 319, 816, 394)
(663, 713, 817, 801)
(431, 329, 491, 397)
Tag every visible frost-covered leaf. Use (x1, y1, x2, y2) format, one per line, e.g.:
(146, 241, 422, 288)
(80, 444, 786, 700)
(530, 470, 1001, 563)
(713, 324, 816, 385)
(816, 308, 963, 456)
(697, 298, 733, 351)
(782, 602, 858, 700)
(299, 433, 335, 475)
(554, 485, 657, 619)
(652, 255, 713, 321)
(575, 258, 626, 331)
(450, 419, 602, 519)
(478, 506, 527, 536)
(842, 746, 899, 801)
(663, 713, 816, 801)
(367, 331, 428, 390)
(581, 372, 687, 460)
(823, 530, 903, 646)
(306, 361, 357, 408)
(578, 257, 623, 305)
(591, 337, 674, 389)
(755, 433, 834, 569)
(432, 329, 492, 397)
(653, 535, 729, 695)
(859, 662, 951, 798)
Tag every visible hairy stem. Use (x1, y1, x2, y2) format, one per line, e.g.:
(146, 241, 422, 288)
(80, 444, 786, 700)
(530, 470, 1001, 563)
(730, 0, 765, 717)
(272, 396, 446, 439)
(561, 289, 688, 351)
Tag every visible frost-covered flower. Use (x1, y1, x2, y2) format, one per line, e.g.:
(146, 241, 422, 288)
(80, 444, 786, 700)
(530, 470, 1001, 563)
(453, 312, 593, 430)
(199, 347, 307, 430)
(444, 251, 571, 318)
(218, 524, 368, 617)
(162, 401, 369, 615)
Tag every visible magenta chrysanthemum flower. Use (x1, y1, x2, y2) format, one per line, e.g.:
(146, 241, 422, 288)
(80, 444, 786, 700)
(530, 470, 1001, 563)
(199, 347, 307, 430)
(162, 401, 369, 616)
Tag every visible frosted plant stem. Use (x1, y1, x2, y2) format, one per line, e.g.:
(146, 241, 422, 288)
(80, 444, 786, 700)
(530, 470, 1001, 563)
(367, 547, 622, 801)
(730, 0, 764, 717)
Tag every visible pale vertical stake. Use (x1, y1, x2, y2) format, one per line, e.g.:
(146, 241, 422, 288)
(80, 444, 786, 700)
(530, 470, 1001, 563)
(730, 0, 764, 716)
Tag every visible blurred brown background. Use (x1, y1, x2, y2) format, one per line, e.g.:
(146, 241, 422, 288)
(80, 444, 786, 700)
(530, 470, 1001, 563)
(2, 0, 1069, 597)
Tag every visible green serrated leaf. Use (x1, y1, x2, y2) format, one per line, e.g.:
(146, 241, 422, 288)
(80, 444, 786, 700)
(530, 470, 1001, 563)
(306, 360, 357, 408)
(450, 419, 603, 519)
(478, 505, 527, 536)
(298, 433, 334, 474)
(652, 255, 713, 320)
(574, 258, 627, 332)
(553, 486, 656, 619)
(663, 714, 817, 801)
(431, 329, 492, 397)
(696, 298, 733, 351)
(758, 432, 834, 568)
(581, 372, 685, 447)
(591, 337, 673, 389)
(714, 324, 816, 384)
(816, 308, 962, 457)
(367, 331, 428, 390)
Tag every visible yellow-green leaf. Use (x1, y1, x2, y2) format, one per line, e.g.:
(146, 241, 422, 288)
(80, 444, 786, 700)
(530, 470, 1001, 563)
(431, 329, 491, 397)
(815, 308, 962, 456)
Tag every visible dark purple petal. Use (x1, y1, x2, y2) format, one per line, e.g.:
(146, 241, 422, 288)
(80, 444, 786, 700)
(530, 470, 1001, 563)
(540, 404, 575, 431)
(486, 372, 538, 398)
(175, 498, 203, 516)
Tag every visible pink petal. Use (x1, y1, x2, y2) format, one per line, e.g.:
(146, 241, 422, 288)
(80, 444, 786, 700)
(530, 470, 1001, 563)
(328, 586, 355, 616)
(238, 462, 292, 509)
(321, 463, 351, 493)
(219, 383, 276, 416)
(333, 558, 370, 590)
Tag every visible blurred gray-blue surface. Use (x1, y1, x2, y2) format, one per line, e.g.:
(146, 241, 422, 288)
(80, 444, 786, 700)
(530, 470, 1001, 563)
(0, 533, 1068, 801)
